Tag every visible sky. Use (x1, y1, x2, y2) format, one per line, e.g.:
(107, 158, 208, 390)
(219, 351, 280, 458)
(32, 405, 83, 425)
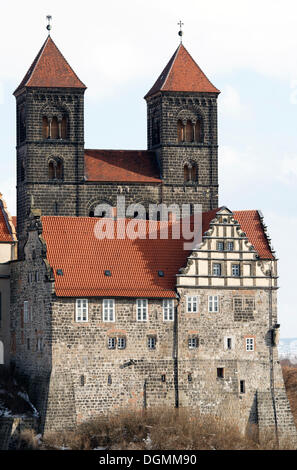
(0, 0, 297, 337)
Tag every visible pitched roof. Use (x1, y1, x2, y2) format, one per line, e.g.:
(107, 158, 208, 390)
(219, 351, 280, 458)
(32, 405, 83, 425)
(145, 44, 220, 99)
(233, 210, 274, 260)
(14, 36, 86, 95)
(84, 149, 162, 183)
(41, 209, 273, 298)
(0, 195, 17, 243)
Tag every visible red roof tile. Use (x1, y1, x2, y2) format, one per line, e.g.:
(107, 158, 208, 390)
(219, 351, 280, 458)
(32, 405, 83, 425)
(41, 209, 273, 298)
(84, 149, 161, 183)
(0, 197, 16, 243)
(233, 210, 274, 260)
(14, 36, 86, 95)
(145, 44, 220, 99)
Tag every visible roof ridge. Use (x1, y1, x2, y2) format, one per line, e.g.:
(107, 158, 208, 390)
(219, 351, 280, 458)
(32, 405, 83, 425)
(160, 44, 181, 92)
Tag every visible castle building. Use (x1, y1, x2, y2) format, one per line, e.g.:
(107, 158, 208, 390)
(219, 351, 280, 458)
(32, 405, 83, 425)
(7, 31, 297, 444)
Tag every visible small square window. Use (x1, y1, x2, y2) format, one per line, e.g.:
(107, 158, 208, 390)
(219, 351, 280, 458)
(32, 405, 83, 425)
(188, 337, 199, 349)
(232, 264, 240, 277)
(186, 296, 198, 313)
(217, 241, 224, 251)
(148, 336, 156, 350)
(213, 263, 222, 276)
(246, 338, 254, 351)
(108, 337, 116, 349)
(118, 337, 126, 349)
(217, 368, 224, 378)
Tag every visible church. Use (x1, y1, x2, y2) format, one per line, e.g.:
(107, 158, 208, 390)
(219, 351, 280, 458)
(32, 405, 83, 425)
(2, 27, 296, 443)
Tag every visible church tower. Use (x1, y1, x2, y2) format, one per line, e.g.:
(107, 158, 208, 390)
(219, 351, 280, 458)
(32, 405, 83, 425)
(14, 34, 86, 255)
(144, 43, 220, 211)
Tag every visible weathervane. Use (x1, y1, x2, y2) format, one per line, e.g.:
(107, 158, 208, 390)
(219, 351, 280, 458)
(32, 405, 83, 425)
(178, 20, 184, 43)
(46, 15, 52, 35)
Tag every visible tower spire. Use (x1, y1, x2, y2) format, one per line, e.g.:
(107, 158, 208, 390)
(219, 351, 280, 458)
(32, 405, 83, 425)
(46, 15, 52, 35)
(177, 20, 184, 44)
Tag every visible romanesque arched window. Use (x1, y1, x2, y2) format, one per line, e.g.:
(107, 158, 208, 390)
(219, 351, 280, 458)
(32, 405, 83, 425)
(48, 158, 64, 180)
(185, 120, 194, 142)
(184, 164, 190, 183)
(191, 164, 197, 182)
(51, 117, 59, 139)
(42, 116, 49, 139)
(56, 159, 63, 180)
(195, 119, 203, 143)
(48, 161, 55, 180)
(177, 120, 184, 142)
(184, 163, 198, 183)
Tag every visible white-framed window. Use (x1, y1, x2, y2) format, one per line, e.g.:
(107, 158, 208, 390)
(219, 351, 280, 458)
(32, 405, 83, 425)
(75, 299, 88, 322)
(246, 337, 255, 351)
(136, 299, 148, 321)
(108, 337, 116, 349)
(208, 295, 219, 313)
(103, 299, 115, 322)
(188, 337, 199, 349)
(217, 241, 224, 251)
(24, 301, 29, 323)
(148, 336, 156, 350)
(163, 299, 174, 321)
(227, 241, 234, 251)
(118, 337, 126, 349)
(213, 263, 222, 276)
(232, 264, 240, 277)
(187, 296, 199, 313)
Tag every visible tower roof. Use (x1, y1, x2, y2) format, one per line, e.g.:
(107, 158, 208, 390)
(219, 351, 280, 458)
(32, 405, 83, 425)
(14, 36, 86, 95)
(144, 44, 219, 99)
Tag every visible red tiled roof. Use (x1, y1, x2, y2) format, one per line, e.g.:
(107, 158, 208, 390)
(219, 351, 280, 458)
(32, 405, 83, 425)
(84, 149, 161, 183)
(42, 217, 189, 298)
(41, 209, 273, 298)
(233, 210, 274, 260)
(14, 36, 86, 95)
(145, 44, 220, 99)
(0, 200, 16, 243)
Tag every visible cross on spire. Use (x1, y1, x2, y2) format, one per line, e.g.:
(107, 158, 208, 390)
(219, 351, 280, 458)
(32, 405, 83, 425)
(177, 20, 184, 43)
(46, 15, 52, 35)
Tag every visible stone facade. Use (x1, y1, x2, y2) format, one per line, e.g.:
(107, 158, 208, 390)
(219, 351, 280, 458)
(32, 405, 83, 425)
(9, 209, 297, 445)
(9, 37, 297, 446)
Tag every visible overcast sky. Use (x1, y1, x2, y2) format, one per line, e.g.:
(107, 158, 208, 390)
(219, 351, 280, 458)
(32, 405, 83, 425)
(0, 0, 297, 337)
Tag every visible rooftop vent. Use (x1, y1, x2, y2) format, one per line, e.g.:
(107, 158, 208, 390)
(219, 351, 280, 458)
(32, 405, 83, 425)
(158, 270, 164, 277)
(104, 270, 111, 277)
(56, 269, 63, 276)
